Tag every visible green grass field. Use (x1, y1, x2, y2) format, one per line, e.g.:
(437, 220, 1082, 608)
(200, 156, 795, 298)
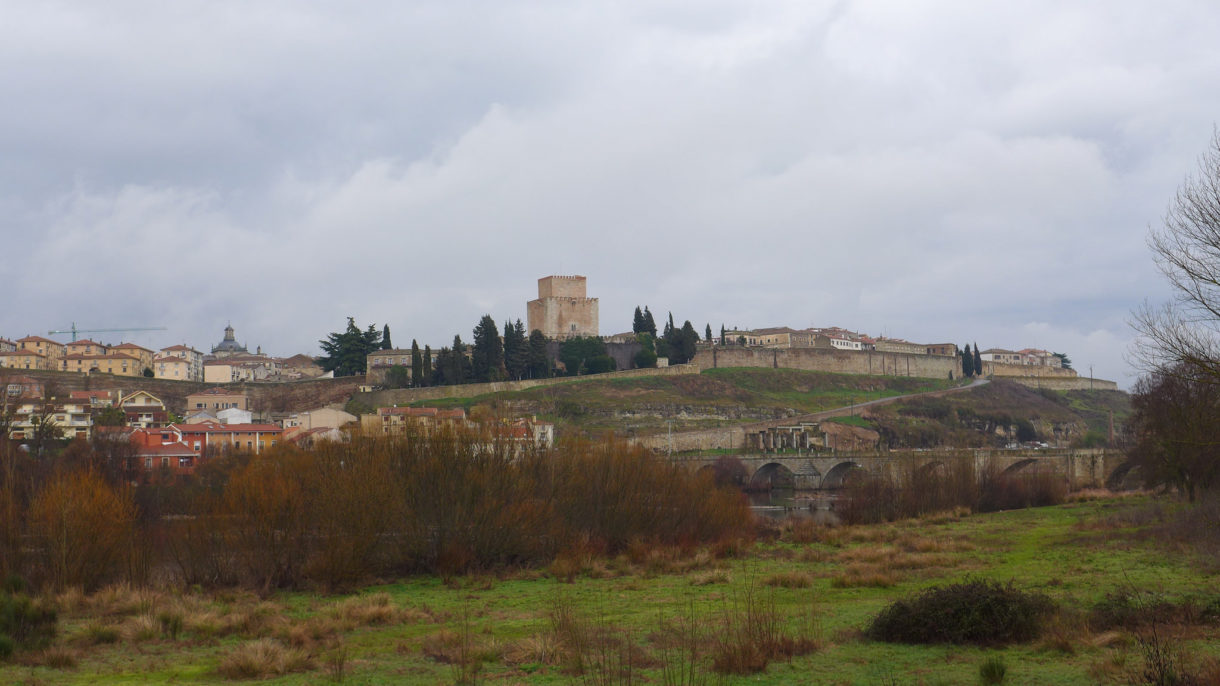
(5, 494, 1217, 685)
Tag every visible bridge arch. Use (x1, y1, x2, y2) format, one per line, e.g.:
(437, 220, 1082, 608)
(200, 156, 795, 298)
(749, 462, 796, 490)
(1002, 458, 1040, 475)
(1106, 461, 1141, 490)
(822, 461, 863, 490)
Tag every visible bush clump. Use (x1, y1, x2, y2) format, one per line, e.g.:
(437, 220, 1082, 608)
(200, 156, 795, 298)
(866, 580, 1054, 646)
(0, 590, 58, 657)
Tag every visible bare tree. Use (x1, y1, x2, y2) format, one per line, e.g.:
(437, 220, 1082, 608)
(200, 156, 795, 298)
(1133, 129, 1220, 381)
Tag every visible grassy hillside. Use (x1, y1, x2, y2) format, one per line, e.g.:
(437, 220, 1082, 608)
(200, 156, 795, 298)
(859, 380, 1131, 449)
(417, 368, 962, 436)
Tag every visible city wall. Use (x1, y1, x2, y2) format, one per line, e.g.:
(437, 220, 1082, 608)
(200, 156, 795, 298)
(0, 369, 364, 414)
(356, 363, 699, 407)
(1006, 376, 1120, 391)
(982, 362, 1079, 378)
(694, 347, 960, 379)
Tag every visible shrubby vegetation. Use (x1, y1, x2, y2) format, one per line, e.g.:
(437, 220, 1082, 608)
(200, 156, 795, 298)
(836, 458, 1067, 525)
(867, 579, 1055, 646)
(0, 427, 750, 593)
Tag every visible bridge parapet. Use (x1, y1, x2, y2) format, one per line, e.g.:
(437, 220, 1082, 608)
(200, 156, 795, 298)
(678, 448, 1122, 491)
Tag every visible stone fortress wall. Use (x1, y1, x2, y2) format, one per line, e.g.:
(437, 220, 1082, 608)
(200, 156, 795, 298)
(527, 275, 599, 340)
(693, 346, 961, 379)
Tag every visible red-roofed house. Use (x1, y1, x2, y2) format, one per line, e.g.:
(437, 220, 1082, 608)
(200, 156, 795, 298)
(62, 352, 143, 376)
(159, 345, 204, 381)
(171, 421, 283, 455)
(65, 339, 109, 356)
(0, 350, 53, 371)
(110, 343, 154, 372)
(359, 406, 468, 436)
(17, 336, 65, 361)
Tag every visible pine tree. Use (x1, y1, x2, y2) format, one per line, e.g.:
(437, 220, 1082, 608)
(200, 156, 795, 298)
(643, 307, 657, 337)
(472, 315, 504, 382)
(381, 324, 392, 350)
(632, 307, 645, 334)
(678, 321, 699, 364)
(504, 319, 528, 380)
(961, 342, 974, 377)
(527, 330, 550, 378)
(410, 340, 422, 387)
(973, 343, 983, 377)
(318, 317, 382, 376)
(705, 323, 712, 342)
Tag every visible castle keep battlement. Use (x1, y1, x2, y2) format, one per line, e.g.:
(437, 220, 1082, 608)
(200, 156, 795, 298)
(528, 275, 599, 339)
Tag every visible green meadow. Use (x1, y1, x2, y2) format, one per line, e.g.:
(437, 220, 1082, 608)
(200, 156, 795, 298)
(4, 494, 1217, 685)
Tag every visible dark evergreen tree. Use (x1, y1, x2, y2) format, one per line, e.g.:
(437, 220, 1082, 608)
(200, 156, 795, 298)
(643, 307, 657, 337)
(451, 335, 472, 384)
(472, 315, 505, 382)
(973, 343, 983, 377)
(634, 333, 658, 368)
(720, 324, 726, 346)
(527, 330, 550, 378)
(381, 324, 392, 350)
(503, 319, 528, 380)
(705, 323, 712, 342)
(673, 320, 698, 364)
(632, 306, 645, 334)
(422, 345, 433, 386)
(318, 317, 382, 376)
(559, 336, 614, 375)
(410, 340, 422, 387)
(961, 342, 975, 377)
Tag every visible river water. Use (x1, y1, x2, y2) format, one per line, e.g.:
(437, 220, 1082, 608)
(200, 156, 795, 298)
(748, 489, 842, 524)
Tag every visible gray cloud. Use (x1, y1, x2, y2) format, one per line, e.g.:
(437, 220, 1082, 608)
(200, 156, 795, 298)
(4, 1, 1220, 388)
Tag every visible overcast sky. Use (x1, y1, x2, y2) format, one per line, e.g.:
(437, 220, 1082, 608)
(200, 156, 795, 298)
(4, 1, 1219, 388)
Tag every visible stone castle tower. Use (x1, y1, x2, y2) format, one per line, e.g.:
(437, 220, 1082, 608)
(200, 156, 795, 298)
(527, 275, 599, 340)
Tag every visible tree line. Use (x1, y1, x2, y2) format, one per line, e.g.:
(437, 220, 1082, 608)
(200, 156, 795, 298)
(0, 427, 748, 593)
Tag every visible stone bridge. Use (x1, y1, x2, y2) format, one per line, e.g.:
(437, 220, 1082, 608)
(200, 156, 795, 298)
(673, 448, 1131, 491)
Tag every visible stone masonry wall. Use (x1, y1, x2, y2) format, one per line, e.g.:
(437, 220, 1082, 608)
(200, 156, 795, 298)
(1005, 376, 1120, 391)
(355, 363, 699, 407)
(693, 347, 960, 379)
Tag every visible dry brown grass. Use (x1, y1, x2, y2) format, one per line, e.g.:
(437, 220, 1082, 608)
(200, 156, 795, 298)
(27, 645, 79, 669)
(216, 638, 312, 680)
(829, 565, 901, 588)
(763, 572, 814, 588)
(122, 614, 159, 642)
(690, 570, 731, 586)
(330, 592, 400, 627)
(502, 633, 560, 667)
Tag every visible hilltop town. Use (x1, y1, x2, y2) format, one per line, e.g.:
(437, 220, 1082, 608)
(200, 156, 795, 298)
(0, 274, 1118, 481)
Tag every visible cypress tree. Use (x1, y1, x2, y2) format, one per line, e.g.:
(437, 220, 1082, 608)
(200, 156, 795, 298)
(643, 307, 657, 337)
(381, 324, 392, 350)
(422, 345, 432, 386)
(410, 340, 422, 387)
(962, 342, 974, 377)
(720, 324, 726, 346)
(633, 307, 645, 334)
(705, 323, 712, 342)
(973, 343, 983, 377)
